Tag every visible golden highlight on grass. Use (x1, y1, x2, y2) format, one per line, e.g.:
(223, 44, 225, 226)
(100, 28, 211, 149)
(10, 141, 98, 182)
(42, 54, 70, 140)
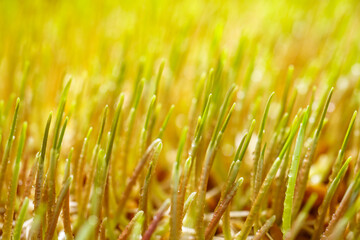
(1, 0, 360, 239)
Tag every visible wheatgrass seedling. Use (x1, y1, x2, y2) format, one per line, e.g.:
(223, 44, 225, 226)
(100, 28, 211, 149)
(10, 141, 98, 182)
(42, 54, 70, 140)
(75, 127, 93, 208)
(139, 95, 157, 157)
(129, 211, 145, 240)
(170, 94, 213, 240)
(47, 80, 71, 228)
(45, 175, 73, 240)
(115, 139, 163, 219)
(220, 121, 254, 239)
(63, 149, 74, 240)
(75, 216, 98, 240)
(29, 203, 46, 239)
(34, 112, 52, 212)
(143, 199, 170, 240)
(282, 106, 310, 234)
(252, 92, 274, 202)
(293, 88, 334, 216)
(13, 197, 29, 240)
(328, 193, 360, 240)
(169, 127, 188, 240)
(157, 104, 175, 139)
(2, 122, 27, 240)
(0, 98, 20, 198)
(328, 111, 357, 215)
(139, 160, 154, 230)
(118, 211, 144, 240)
(253, 215, 276, 240)
(322, 181, 356, 239)
(78, 105, 108, 222)
(312, 157, 352, 240)
(196, 101, 236, 240)
(205, 177, 243, 240)
(2, 2, 360, 239)
(121, 79, 144, 178)
(284, 194, 318, 240)
(236, 114, 301, 240)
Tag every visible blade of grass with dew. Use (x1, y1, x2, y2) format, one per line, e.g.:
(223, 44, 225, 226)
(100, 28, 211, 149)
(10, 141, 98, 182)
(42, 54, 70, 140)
(271, 111, 302, 221)
(221, 160, 241, 239)
(157, 104, 175, 139)
(104, 93, 125, 170)
(196, 103, 236, 240)
(321, 183, 355, 239)
(212, 84, 237, 142)
(62, 149, 74, 240)
(79, 105, 108, 221)
(34, 113, 52, 211)
(252, 92, 274, 202)
(139, 161, 155, 230)
(56, 116, 68, 152)
(94, 94, 124, 237)
(76, 127, 93, 208)
(273, 146, 291, 223)
(23, 154, 39, 200)
(253, 215, 276, 240)
(143, 200, 170, 240)
(139, 95, 156, 156)
(328, 194, 360, 240)
(322, 170, 360, 238)
(13, 197, 29, 240)
(235, 115, 301, 240)
(2, 122, 27, 240)
(0, 98, 20, 197)
(312, 157, 352, 240)
(308, 86, 333, 134)
(169, 127, 188, 240)
(154, 60, 165, 98)
(328, 111, 357, 214)
(235, 119, 256, 165)
(181, 192, 198, 231)
(47, 80, 71, 226)
(221, 133, 250, 240)
(90, 149, 106, 219)
(147, 61, 166, 143)
(171, 94, 212, 240)
(282, 106, 310, 234)
(118, 211, 144, 240)
(184, 73, 206, 156)
(29, 203, 46, 239)
(293, 87, 334, 216)
(254, 144, 269, 230)
(116, 139, 162, 219)
(45, 175, 73, 240)
(122, 79, 144, 178)
(235, 158, 282, 240)
(205, 178, 243, 240)
(284, 194, 317, 240)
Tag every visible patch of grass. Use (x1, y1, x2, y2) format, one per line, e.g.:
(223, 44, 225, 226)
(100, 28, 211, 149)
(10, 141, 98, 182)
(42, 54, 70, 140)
(1, 0, 360, 239)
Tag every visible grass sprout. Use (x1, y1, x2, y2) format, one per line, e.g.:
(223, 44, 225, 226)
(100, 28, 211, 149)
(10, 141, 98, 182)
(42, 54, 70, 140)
(1, 1, 360, 239)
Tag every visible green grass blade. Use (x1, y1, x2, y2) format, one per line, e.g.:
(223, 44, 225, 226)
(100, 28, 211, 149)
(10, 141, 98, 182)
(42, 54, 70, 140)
(0, 98, 20, 197)
(312, 157, 352, 240)
(13, 197, 29, 240)
(282, 107, 310, 234)
(2, 122, 27, 240)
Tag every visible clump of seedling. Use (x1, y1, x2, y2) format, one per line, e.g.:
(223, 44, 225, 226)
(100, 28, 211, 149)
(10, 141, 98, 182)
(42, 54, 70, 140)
(1, 0, 360, 239)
